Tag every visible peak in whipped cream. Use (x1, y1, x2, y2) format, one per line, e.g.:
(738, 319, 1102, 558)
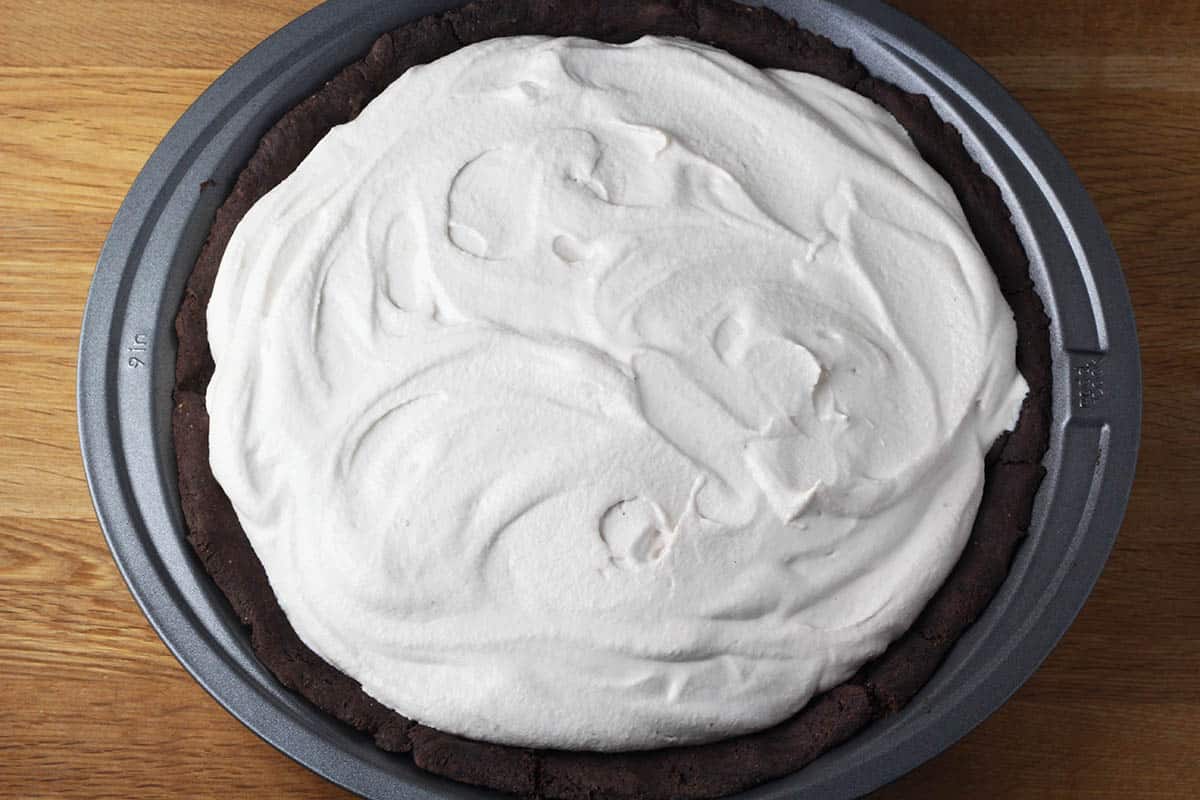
(206, 35, 1029, 750)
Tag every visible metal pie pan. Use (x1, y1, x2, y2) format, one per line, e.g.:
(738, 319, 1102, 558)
(78, 1, 1141, 797)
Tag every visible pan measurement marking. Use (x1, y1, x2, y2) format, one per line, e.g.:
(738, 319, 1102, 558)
(127, 332, 149, 369)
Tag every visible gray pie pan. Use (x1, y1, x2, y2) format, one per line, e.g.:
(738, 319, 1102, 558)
(78, 0, 1140, 797)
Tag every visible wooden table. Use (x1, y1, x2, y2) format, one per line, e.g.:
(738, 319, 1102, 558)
(2, 1, 1197, 796)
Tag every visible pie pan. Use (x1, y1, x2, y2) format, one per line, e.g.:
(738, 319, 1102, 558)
(78, 1, 1141, 797)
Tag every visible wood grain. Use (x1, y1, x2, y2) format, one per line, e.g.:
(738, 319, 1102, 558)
(1, 1, 1197, 797)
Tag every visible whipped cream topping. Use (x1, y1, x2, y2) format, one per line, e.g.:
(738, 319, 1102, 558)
(207, 35, 1028, 750)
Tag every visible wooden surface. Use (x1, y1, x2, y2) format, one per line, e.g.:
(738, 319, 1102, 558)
(1, 1, 1198, 797)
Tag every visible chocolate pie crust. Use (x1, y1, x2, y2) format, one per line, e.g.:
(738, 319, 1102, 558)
(173, 1, 1052, 796)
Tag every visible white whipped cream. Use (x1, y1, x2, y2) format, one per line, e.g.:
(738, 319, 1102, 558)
(207, 35, 1028, 750)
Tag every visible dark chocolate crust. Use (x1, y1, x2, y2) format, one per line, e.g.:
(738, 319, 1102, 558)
(173, 1, 1052, 796)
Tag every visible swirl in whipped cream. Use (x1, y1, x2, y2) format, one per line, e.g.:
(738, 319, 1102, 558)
(207, 36, 1028, 750)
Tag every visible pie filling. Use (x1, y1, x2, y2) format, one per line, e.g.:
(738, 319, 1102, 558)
(206, 35, 1027, 750)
